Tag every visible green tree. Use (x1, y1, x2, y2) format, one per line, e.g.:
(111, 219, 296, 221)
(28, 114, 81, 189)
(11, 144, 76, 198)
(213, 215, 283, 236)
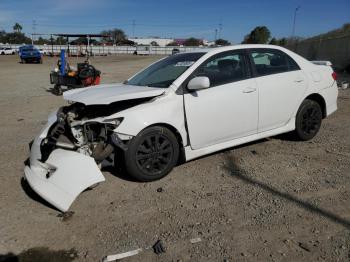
(150, 41, 159, 46)
(35, 36, 50, 45)
(242, 26, 271, 44)
(13, 23, 23, 33)
(118, 39, 135, 46)
(183, 37, 202, 46)
(54, 36, 67, 45)
(269, 37, 278, 45)
(70, 37, 88, 45)
(278, 37, 287, 46)
(0, 30, 6, 43)
(3, 32, 31, 44)
(101, 28, 126, 45)
(166, 41, 179, 46)
(215, 38, 231, 46)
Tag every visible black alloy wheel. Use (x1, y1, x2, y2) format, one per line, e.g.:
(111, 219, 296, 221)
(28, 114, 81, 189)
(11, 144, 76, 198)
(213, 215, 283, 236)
(124, 126, 179, 181)
(136, 133, 174, 175)
(295, 99, 322, 141)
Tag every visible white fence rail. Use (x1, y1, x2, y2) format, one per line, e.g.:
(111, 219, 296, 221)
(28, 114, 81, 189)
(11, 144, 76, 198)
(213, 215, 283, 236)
(0, 44, 208, 56)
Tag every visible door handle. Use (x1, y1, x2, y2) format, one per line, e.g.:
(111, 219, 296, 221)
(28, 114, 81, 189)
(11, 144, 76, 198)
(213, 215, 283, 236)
(242, 87, 256, 93)
(294, 78, 304, 83)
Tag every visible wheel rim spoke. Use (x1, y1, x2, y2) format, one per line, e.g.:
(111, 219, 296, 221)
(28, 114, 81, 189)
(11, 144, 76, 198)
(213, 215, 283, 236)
(136, 133, 174, 176)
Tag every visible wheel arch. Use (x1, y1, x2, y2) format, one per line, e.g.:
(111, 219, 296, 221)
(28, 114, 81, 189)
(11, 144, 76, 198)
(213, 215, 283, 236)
(304, 93, 327, 118)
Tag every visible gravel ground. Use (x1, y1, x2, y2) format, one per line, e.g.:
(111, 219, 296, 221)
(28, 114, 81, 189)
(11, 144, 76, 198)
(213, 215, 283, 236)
(0, 54, 349, 262)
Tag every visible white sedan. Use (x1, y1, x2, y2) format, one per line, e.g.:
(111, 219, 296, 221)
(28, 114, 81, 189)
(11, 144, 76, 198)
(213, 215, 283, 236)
(24, 44, 338, 211)
(0, 47, 16, 55)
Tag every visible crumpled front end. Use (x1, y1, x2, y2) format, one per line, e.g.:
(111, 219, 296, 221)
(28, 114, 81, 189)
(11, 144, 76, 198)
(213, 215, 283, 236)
(23, 104, 125, 212)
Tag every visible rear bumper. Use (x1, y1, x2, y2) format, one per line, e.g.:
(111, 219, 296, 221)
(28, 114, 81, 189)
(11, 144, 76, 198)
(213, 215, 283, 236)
(320, 82, 338, 117)
(21, 56, 41, 59)
(24, 111, 105, 212)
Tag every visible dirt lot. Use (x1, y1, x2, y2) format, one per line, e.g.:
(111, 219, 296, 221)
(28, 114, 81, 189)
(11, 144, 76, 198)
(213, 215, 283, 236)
(0, 54, 349, 262)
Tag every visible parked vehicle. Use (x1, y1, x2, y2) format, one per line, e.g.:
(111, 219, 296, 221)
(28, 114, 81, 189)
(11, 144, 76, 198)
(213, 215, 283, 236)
(0, 47, 16, 55)
(19, 45, 42, 63)
(24, 45, 338, 211)
(39, 49, 48, 55)
(50, 50, 101, 95)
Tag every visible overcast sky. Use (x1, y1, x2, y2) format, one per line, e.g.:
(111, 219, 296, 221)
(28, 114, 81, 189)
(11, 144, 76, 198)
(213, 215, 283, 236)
(0, 0, 349, 43)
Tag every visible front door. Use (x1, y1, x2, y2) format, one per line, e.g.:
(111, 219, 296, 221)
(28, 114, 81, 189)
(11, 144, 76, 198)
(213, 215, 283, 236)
(184, 50, 258, 150)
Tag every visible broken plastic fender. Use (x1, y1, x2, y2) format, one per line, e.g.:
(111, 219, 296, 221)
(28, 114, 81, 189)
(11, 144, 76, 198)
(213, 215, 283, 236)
(24, 149, 105, 212)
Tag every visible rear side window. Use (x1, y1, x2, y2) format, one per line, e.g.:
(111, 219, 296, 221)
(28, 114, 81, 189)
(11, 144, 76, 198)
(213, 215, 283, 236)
(195, 51, 249, 87)
(250, 49, 300, 76)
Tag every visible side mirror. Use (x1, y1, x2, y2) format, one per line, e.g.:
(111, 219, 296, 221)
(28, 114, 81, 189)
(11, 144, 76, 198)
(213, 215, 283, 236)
(187, 76, 210, 91)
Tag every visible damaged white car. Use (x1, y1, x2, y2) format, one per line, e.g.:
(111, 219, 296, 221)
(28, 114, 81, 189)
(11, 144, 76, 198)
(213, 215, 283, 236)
(24, 45, 338, 212)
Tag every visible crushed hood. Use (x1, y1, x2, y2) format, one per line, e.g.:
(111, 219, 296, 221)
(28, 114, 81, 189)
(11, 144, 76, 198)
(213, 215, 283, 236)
(63, 83, 166, 105)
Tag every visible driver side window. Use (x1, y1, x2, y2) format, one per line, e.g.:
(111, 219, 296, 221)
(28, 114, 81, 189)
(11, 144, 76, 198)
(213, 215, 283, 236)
(195, 51, 248, 87)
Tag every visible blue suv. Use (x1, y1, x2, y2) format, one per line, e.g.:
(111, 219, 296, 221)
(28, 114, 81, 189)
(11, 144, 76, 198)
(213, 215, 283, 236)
(19, 45, 42, 63)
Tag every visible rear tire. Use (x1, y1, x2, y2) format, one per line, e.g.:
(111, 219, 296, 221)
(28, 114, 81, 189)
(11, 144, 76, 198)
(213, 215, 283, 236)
(295, 99, 322, 141)
(124, 126, 179, 182)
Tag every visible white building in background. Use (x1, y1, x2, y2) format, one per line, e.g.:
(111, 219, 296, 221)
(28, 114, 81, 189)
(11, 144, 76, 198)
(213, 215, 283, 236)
(129, 38, 174, 47)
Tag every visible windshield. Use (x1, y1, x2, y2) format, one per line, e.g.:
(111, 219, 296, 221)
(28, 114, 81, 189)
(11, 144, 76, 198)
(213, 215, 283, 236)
(127, 52, 205, 88)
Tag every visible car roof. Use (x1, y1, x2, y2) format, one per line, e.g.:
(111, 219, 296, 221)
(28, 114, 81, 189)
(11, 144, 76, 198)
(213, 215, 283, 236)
(184, 44, 289, 54)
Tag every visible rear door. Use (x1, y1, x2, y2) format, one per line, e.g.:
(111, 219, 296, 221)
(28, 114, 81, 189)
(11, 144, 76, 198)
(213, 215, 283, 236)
(248, 48, 308, 132)
(184, 50, 258, 149)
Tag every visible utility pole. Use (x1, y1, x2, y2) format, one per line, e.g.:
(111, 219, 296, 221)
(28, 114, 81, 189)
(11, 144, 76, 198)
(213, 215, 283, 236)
(291, 6, 300, 38)
(214, 29, 218, 41)
(218, 22, 222, 39)
(132, 20, 136, 38)
(50, 34, 54, 56)
(32, 20, 37, 45)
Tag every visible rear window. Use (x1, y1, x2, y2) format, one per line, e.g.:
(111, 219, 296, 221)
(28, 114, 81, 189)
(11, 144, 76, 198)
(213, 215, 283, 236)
(250, 49, 300, 76)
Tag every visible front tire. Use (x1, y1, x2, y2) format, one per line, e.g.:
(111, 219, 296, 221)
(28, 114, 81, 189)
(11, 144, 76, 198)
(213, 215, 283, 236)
(295, 99, 322, 141)
(124, 126, 179, 182)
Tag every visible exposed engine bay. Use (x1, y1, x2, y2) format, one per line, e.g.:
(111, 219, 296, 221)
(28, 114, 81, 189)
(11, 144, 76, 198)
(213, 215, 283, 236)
(23, 92, 164, 212)
(40, 99, 150, 164)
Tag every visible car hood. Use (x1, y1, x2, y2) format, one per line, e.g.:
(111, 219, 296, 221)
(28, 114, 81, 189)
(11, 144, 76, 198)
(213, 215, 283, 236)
(63, 83, 167, 105)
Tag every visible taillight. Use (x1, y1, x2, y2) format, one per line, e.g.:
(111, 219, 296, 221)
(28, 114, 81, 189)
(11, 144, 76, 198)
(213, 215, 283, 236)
(332, 72, 337, 80)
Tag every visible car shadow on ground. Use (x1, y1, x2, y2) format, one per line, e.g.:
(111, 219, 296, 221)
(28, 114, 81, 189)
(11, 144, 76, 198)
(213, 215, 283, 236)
(222, 152, 350, 230)
(102, 165, 139, 182)
(44, 87, 61, 96)
(0, 247, 78, 262)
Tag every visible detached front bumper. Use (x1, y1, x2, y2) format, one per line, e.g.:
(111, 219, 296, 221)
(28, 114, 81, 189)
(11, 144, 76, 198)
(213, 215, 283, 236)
(24, 113, 105, 212)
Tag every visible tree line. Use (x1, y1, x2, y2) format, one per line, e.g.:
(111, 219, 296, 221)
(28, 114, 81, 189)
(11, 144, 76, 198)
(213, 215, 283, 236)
(1, 22, 292, 47)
